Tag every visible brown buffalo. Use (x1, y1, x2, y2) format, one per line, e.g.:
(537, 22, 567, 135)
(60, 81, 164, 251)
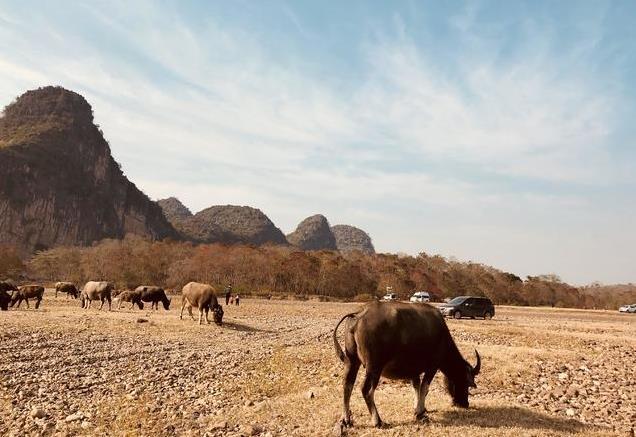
(180, 282, 223, 325)
(80, 281, 113, 310)
(136, 286, 170, 310)
(55, 281, 79, 299)
(115, 290, 144, 310)
(333, 301, 481, 429)
(10, 285, 45, 309)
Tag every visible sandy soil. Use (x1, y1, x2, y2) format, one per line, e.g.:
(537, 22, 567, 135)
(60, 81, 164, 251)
(1, 292, 634, 436)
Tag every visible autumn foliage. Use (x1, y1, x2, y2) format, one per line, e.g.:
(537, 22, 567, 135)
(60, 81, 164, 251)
(3, 236, 631, 309)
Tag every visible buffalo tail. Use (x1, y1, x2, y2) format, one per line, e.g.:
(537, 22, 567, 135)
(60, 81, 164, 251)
(333, 312, 357, 363)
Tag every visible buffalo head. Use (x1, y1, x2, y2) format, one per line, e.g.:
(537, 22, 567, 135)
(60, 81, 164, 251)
(446, 349, 481, 408)
(212, 303, 224, 325)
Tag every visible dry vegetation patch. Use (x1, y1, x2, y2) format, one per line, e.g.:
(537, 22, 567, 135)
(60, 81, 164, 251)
(0, 294, 634, 436)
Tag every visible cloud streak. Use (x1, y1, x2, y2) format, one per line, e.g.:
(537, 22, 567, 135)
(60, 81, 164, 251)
(0, 1, 633, 284)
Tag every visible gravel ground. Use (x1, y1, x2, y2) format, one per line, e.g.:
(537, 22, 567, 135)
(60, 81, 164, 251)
(0, 292, 634, 436)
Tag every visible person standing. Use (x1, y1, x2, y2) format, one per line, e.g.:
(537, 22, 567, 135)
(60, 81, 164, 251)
(235, 294, 240, 306)
(225, 284, 232, 305)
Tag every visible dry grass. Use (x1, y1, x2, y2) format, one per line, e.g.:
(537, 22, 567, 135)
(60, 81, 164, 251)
(0, 293, 634, 436)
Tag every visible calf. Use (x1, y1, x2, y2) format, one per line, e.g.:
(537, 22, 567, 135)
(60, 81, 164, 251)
(115, 290, 144, 310)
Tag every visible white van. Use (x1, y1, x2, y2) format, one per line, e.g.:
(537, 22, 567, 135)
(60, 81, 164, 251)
(410, 291, 431, 303)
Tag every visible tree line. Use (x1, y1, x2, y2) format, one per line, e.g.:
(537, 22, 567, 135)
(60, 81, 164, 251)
(1, 236, 633, 309)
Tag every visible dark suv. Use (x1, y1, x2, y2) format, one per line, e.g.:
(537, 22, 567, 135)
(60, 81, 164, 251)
(438, 296, 495, 320)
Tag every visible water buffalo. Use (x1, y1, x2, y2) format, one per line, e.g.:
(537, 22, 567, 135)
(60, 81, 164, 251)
(80, 281, 113, 310)
(333, 301, 481, 429)
(55, 281, 79, 299)
(0, 281, 17, 311)
(10, 285, 45, 309)
(115, 290, 144, 310)
(180, 282, 224, 325)
(136, 286, 170, 310)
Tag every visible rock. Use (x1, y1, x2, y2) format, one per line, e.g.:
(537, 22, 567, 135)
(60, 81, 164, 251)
(30, 408, 46, 419)
(287, 215, 337, 250)
(241, 424, 263, 436)
(305, 390, 315, 400)
(65, 412, 85, 422)
(210, 420, 227, 431)
(331, 224, 375, 254)
(566, 408, 576, 417)
(80, 421, 91, 429)
(136, 318, 149, 324)
(0, 86, 178, 251)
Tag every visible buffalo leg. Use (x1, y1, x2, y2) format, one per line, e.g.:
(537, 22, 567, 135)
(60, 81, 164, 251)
(99, 298, 105, 310)
(35, 297, 41, 309)
(361, 370, 383, 428)
(341, 356, 360, 427)
(204, 307, 210, 324)
(414, 372, 434, 421)
(198, 307, 203, 325)
(25, 298, 30, 309)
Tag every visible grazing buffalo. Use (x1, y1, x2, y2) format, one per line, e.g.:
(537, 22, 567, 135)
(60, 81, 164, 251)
(136, 286, 170, 310)
(0, 281, 17, 311)
(55, 281, 79, 299)
(333, 301, 481, 429)
(180, 282, 224, 325)
(80, 281, 113, 310)
(115, 290, 144, 310)
(10, 285, 45, 309)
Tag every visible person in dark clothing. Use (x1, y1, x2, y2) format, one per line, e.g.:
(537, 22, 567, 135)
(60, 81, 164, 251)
(225, 284, 232, 305)
(235, 294, 240, 306)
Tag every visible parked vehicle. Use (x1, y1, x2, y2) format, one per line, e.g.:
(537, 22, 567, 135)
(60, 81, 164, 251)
(618, 304, 636, 313)
(382, 293, 398, 301)
(409, 291, 431, 303)
(438, 296, 495, 320)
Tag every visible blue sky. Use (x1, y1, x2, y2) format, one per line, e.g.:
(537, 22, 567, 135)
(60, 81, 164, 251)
(1, 1, 635, 284)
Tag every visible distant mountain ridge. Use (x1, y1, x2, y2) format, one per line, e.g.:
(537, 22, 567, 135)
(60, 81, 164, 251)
(157, 198, 288, 246)
(0, 86, 376, 253)
(287, 214, 337, 251)
(0, 86, 177, 251)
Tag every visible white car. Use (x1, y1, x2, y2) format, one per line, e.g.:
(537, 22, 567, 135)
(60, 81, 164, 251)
(410, 291, 431, 303)
(382, 293, 398, 301)
(618, 304, 636, 313)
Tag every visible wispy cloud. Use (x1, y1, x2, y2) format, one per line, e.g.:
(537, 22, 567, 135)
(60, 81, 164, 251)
(0, 1, 633, 283)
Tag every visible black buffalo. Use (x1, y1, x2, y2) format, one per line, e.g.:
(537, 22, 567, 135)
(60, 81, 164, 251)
(333, 301, 481, 429)
(136, 286, 170, 310)
(0, 281, 16, 310)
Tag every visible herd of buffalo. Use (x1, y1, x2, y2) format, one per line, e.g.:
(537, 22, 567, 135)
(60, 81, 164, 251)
(0, 279, 482, 429)
(0, 280, 224, 325)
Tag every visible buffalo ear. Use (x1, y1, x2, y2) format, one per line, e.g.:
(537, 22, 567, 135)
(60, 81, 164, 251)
(473, 349, 481, 375)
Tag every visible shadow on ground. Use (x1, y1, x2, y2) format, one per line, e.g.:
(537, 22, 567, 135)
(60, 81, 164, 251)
(223, 320, 273, 333)
(435, 405, 589, 433)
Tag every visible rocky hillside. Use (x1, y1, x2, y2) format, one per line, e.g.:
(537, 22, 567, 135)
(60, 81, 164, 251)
(157, 199, 287, 246)
(331, 224, 375, 254)
(0, 86, 178, 251)
(287, 214, 337, 251)
(157, 197, 192, 223)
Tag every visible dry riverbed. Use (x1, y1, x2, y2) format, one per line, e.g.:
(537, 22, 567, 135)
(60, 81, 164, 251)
(1, 293, 634, 436)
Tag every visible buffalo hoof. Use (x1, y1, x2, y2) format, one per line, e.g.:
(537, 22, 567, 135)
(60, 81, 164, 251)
(373, 420, 388, 429)
(339, 417, 353, 428)
(414, 412, 430, 423)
